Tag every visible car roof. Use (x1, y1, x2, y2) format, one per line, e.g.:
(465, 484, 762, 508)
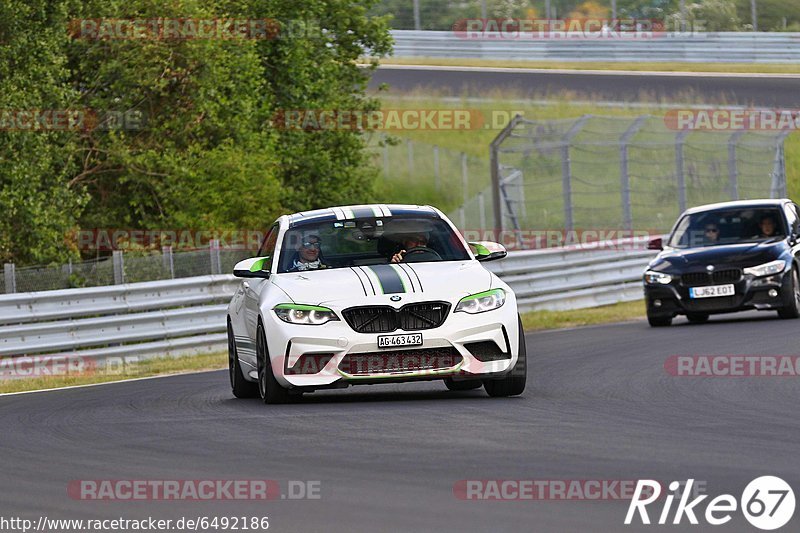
(286, 204, 439, 227)
(683, 198, 791, 215)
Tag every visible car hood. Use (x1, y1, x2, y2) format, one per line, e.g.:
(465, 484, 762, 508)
(649, 240, 787, 272)
(270, 261, 493, 306)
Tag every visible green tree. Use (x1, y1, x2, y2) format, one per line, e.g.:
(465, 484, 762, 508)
(1, 0, 392, 265)
(0, 0, 85, 265)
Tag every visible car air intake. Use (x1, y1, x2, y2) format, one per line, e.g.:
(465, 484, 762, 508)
(464, 341, 510, 362)
(286, 354, 334, 375)
(342, 302, 450, 333)
(339, 347, 462, 376)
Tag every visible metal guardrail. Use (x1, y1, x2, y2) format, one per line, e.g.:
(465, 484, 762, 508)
(0, 245, 655, 366)
(486, 245, 656, 311)
(390, 30, 800, 63)
(0, 275, 238, 366)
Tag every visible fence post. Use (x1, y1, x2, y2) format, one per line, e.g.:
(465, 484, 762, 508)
(3, 263, 16, 294)
(162, 246, 175, 279)
(771, 130, 791, 198)
(210, 239, 221, 275)
(561, 115, 591, 233)
(478, 191, 486, 230)
(112, 251, 124, 285)
(407, 139, 414, 175)
(382, 138, 389, 179)
(675, 130, 690, 213)
(619, 115, 648, 233)
(461, 153, 468, 207)
(781, 132, 789, 198)
(727, 131, 745, 201)
(490, 115, 524, 232)
(433, 145, 440, 190)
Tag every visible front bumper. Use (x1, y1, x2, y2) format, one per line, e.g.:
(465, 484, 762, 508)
(260, 298, 519, 389)
(644, 268, 791, 317)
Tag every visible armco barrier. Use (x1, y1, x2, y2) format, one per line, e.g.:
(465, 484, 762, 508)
(0, 245, 656, 366)
(390, 30, 800, 63)
(485, 242, 656, 311)
(0, 276, 238, 367)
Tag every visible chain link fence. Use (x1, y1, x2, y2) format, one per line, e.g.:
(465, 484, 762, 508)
(369, 135, 489, 215)
(369, 0, 510, 31)
(2, 243, 251, 294)
(449, 115, 790, 246)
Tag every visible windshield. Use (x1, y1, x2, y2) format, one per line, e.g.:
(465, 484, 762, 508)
(668, 207, 786, 249)
(277, 216, 470, 273)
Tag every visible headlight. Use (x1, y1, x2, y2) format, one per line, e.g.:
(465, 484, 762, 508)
(644, 270, 672, 285)
(273, 304, 339, 325)
(744, 260, 787, 278)
(454, 288, 506, 314)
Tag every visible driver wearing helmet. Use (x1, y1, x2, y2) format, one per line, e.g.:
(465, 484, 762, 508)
(289, 233, 326, 271)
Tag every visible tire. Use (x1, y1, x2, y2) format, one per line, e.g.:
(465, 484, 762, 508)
(686, 313, 709, 324)
(647, 313, 672, 327)
(778, 267, 800, 319)
(228, 322, 258, 398)
(256, 322, 290, 404)
(483, 317, 527, 398)
(444, 378, 482, 391)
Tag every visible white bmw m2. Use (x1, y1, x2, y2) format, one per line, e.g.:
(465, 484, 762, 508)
(227, 204, 526, 403)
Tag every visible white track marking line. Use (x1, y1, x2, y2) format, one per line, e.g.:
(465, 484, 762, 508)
(0, 368, 224, 397)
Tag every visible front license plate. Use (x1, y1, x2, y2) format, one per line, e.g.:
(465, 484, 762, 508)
(689, 284, 735, 298)
(377, 333, 423, 349)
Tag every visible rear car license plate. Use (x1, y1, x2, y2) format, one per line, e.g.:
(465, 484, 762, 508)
(377, 333, 423, 349)
(689, 284, 735, 298)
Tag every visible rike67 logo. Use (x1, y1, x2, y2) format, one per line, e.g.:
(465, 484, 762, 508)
(625, 477, 795, 530)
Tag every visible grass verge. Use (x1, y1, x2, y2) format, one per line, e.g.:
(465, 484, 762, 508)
(381, 57, 800, 75)
(520, 299, 645, 331)
(0, 351, 226, 395)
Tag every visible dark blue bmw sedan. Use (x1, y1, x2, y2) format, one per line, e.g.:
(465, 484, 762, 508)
(643, 199, 800, 327)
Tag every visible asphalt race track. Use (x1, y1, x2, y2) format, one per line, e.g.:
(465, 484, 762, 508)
(2, 311, 799, 532)
(371, 65, 800, 108)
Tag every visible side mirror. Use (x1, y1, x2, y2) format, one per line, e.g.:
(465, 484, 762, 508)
(647, 237, 663, 251)
(469, 241, 507, 262)
(233, 257, 271, 278)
